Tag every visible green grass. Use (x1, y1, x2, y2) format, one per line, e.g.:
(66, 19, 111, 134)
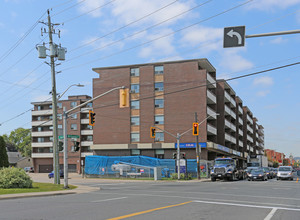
(0, 182, 77, 195)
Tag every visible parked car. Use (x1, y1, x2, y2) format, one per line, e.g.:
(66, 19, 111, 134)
(24, 167, 34, 173)
(277, 166, 294, 180)
(262, 167, 272, 179)
(48, 170, 64, 179)
(248, 168, 268, 181)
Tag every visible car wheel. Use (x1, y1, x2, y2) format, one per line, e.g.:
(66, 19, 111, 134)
(277, 178, 280, 181)
(248, 178, 250, 181)
(211, 177, 216, 182)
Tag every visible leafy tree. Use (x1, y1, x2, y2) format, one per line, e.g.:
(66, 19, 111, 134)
(283, 159, 289, 166)
(3, 128, 31, 157)
(273, 161, 279, 168)
(0, 136, 9, 168)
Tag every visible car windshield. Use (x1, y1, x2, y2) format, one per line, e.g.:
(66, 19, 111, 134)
(251, 169, 263, 174)
(279, 167, 292, 171)
(215, 159, 234, 165)
(263, 167, 269, 171)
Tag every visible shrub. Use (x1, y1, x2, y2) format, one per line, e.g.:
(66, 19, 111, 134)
(0, 167, 33, 188)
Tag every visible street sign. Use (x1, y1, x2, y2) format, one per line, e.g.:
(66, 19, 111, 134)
(58, 136, 64, 139)
(67, 135, 79, 138)
(223, 26, 245, 48)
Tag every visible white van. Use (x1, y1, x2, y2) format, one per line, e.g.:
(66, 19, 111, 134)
(277, 166, 293, 180)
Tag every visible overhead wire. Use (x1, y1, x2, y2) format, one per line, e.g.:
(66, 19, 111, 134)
(52, 0, 87, 17)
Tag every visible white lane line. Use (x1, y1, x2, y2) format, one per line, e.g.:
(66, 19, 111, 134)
(95, 192, 300, 209)
(264, 208, 278, 220)
(193, 200, 300, 212)
(91, 197, 127, 203)
(89, 183, 126, 187)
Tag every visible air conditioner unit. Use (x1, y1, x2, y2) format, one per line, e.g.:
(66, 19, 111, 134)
(155, 105, 160, 108)
(130, 89, 136, 93)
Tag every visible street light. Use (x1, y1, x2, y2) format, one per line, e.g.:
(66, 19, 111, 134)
(58, 84, 84, 100)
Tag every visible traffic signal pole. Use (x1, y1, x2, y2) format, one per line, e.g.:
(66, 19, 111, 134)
(195, 112, 201, 180)
(63, 86, 124, 188)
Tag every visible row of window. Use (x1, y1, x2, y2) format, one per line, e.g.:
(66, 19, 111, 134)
(130, 66, 164, 77)
(130, 82, 164, 93)
(36, 135, 93, 143)
(131, 99, 164, 110)
(131, 115, 164, 126)
(36, 102, 93, 110)
(131, 132, 164, 142)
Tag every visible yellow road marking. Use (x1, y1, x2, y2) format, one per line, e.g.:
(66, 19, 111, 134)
(107, 201, 192, 220)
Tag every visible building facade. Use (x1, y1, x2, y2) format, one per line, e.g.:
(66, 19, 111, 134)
(31, 95, 93, 173)
(91, 59, 264, 165)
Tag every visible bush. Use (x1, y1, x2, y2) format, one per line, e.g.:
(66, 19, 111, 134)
(0, 167, 33, 188)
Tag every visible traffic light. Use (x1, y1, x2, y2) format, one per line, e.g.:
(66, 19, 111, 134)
(119, 88, 129, 108)
(58, 142, 63, 151)
(173, 152, 177, 159)
(73, 141, 80, 152)
(89, 110, 96, 126)
(150, 127, 156, 138)
(181, 152, 186, 159)
(193, 122, 199, 136)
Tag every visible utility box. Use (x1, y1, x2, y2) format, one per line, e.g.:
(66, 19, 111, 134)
(50, 44, 57, 57)
(37, 45, 47, 59)
(154, 167, 162, 181)
(57, 47, 66, 60)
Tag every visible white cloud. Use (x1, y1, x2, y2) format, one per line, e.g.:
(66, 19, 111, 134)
(77, 0, 107, 17)
(247, 0, 300, 11)
(81, 36, 124, 52)
(256, 90, 270, 97)
(253, 76, 274, 86)
(270, 37, 287, 44)
(219, 50, 254, 72)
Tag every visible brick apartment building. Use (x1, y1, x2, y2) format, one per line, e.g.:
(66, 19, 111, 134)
(31, 95, 93, 173)
(91, 58, 265, 166)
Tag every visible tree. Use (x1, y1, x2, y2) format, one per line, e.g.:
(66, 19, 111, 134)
(0, 136, 9, 168)
(273, 161, 279, 168)
(283, 159, 289, 166)
(3, 128, 31, 157)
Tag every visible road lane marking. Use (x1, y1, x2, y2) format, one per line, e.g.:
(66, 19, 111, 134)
(91, 197, 127, 203)
(106, 201, 192, 220)
(96, 192, 300, 209)
(264, 208, 278, 220)
(89, 183, 126, 187)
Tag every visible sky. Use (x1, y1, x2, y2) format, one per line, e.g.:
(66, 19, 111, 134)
(0, 0, 299, 157)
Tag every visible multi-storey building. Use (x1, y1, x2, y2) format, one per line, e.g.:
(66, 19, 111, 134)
(91, 58, 264, 165)
(31, 95, 93, 173)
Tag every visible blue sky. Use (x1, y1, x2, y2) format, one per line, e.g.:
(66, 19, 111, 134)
(0, 0, 299, 157)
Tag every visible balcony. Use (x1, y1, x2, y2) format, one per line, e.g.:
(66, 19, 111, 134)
(224, 91, 236, 107)
(238, 129, 243, 136)
(247, 135, 253, 143)
(81, 141, 93, 147)
(238, 106, 243, 115)
(225, 105, 236, 119)
(32, 142, 53, 147)
(250, 147, 254, 152)
(238, 117, 243, 125)
(239, 140, 243, 147)
(247, 115, 253, 124)
(32, 131, 53, 137)
(81, 107, 92, 113)
(81, 130, 93, 135)
(207, 72, 216, 88)
(225, 133, 236, 144)
(32, 153, 53, 158)
(32, 109, 52, 116)
(32, 120, 53, 126)
(81, 119, 89, 124)
(225, 119, 236, 131)
(207, 124, 217, 135)
(247, 125, 253, 134)
(207, 90, 216, 104)
(81, 152, 93, 157)
(207, 107, 217, 119)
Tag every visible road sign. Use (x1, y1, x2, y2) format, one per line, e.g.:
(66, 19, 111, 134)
(58, 136, 64, 139)
(67, 135, 79, 138)
(223, 26, 245, 48)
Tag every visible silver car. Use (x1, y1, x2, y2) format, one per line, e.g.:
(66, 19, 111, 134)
(277, 166, 294, 180)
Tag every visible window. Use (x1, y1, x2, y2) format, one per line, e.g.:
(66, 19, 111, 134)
(57, 114, 62, 120)
(57, 103, 62, 108)
(154, 66, 164, 75)
(131, 149, 140, 156)
(38, 148, 44, 153)
(37, 116, 42, 121)
(71, 113, 77, 119)
(86, 102, 93, 108)
(37, 105, 43, 110)
(50, 147, 53, 153)
(130, 84, 140, 93)
(37, 127, 43, 132)
(131, 100, 140, 109)
(49, 126, 53, 130)
(131, 133, 140, 142)
(155, 99, 164, 108)
(49, 105, 52, 109)
(155, 149, 164, 159)
(71, 124, 77, 130)
(71, 101, 77, 108)
(49, 115, 53, 120)
(131, 116, 140, 126)
(155, 132, 164, 142)
(155, 115, 164, 125)
(86, 135, 93, 141)
(37, 137, 45, 143)
(130, 68, 139, 77)
(87, 125, 93, 130)
(155, 82, 164, 91)
(58, 125, 63, 129)
(50, 137, 53, 142)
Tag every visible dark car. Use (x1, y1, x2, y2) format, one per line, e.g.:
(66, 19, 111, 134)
(248, 168, 268, 181)
(48, 170, 64, 179)
(24, 167, 34, 173)
(262, 167, 272, 179)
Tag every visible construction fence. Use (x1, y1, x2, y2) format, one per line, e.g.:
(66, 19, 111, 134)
(84, 155, 213, 179)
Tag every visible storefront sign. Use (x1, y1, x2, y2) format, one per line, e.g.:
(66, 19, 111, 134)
(175, 142, 207, 148)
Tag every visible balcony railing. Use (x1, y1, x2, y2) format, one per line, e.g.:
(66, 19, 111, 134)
(32, 109, 52, 116)
(238, 117, 243, 125)
(207, 90, 216, 104)
(81, 130, 93, 135)
(207, 124, 217, 135)
(207, 106, 217, 119)
(32, 131, 53, 137)
(32, 142, 53, 147)
(239, 140, 243, 147)
(32, 120, 53, 126)
(32, 153, 53, 158)
(239, 129, 243, 136)
(225, 133, 236, 144)
(247, 115, 253, 124)
(225, 105, 236, 119)
(247, 125, 253, 134)
(247, 135, 253, 143)
(81, 119, 90, 124)
(238, 106, 243, 115)
(207, 72, 216, 88)
(81, 141, 93, 147)
(225, 119, 236, 131)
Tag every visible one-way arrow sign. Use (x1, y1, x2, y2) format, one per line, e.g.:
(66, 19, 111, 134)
(223, 26, 245, 48)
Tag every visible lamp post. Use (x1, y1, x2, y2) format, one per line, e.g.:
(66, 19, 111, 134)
(58, 84, 84, 100)
(195, 113, 219, 180)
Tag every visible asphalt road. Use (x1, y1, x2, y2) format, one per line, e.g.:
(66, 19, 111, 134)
(0, 178, 299, 220)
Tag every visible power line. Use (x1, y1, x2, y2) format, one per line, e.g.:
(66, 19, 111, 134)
(50, 0, 77, 9)
(52, 0, 87, 17)
(61, 0, 253, 70)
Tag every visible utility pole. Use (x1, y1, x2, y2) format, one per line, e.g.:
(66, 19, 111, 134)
(37, 9, 67, 184)
(195, 112, 201, 180)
